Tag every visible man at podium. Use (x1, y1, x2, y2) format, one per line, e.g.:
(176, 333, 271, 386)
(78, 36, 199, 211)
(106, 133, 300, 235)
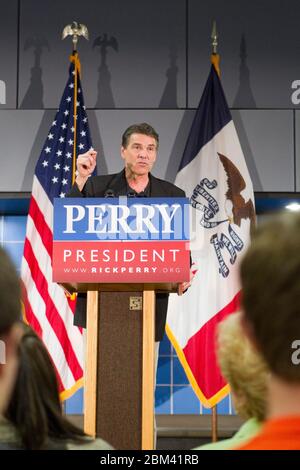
(68, 122, 192, 346)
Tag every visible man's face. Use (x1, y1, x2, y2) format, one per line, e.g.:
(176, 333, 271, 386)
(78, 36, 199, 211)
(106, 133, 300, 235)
(121, 133, 157, 176)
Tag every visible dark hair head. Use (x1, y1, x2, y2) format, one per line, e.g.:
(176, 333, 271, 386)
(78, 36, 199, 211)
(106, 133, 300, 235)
(0, 247, 21, 335)
(240, 211, 300, 382)
(121, 122, 159, 148)
(5, 324, 86, 449)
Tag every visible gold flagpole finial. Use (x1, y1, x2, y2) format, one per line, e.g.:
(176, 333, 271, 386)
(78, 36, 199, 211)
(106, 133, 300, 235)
(211, 20, 218, 54)
(62, 21, 89, 51)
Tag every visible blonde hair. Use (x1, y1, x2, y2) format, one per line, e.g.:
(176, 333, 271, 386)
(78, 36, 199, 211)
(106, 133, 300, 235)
(217, 312, 268, 421)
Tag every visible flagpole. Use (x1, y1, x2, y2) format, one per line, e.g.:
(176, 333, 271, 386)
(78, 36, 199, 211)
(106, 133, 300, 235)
(211, 20, 219, 443)
(211, 406, 218, 442)
(62, 21, 89, 183)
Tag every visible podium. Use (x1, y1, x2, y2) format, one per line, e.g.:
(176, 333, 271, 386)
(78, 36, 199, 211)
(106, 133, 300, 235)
(54, 197, 190, 450)
(63, 282, 178, 450)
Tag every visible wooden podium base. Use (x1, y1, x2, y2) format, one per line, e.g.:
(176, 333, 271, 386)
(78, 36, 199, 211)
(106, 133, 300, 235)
(61, 282, 177, 450)
(84, 288, 155, 450)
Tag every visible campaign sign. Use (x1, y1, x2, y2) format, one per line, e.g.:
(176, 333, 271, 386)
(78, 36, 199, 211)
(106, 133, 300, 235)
(53, 197, 190, 283)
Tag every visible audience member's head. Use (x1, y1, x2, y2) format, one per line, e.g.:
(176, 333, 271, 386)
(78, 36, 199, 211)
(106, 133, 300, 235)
(217, 312, 269, 422)
(5, 323, 86, 450)
(0, 247, 22, 414)
(240, 212, 300, 383)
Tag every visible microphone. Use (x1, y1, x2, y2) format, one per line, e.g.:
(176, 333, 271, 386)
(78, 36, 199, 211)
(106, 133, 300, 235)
(104, 189, 115, 198)
(127, 190, 136, 198)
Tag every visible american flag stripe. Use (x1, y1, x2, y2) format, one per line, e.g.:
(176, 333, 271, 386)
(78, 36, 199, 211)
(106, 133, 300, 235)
(25, 211, 79, 329)
(31, 176, 53, 230)
(28, 197, 53, 258)
(21, 53, 92, 394)
(21, 280, 43, 336)
(22, 259, 74, 389)
(23, 237, 83, 376)
(25, 211, 78, 335)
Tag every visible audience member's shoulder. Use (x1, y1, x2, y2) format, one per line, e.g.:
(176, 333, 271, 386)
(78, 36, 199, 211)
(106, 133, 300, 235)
(0, 417, 22, 449)
(67, 436, 114, 451)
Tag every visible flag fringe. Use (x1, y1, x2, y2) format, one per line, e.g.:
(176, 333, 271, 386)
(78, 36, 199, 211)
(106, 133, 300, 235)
(166, 324, 230, 408)
(60, 378, 84, 402)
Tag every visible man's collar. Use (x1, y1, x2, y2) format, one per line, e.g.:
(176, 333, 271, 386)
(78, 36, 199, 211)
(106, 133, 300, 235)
(123, 169, 152, 196)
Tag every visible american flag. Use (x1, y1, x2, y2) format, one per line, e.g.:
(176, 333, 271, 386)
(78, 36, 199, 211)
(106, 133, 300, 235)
(21, 53, 93, 398)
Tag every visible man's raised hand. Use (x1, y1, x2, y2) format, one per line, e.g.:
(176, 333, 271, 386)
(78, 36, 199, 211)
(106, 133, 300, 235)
(75, 148, 97, 191)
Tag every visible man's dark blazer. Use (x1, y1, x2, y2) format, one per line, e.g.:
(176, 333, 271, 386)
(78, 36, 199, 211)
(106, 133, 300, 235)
(68, 169, 185, 341)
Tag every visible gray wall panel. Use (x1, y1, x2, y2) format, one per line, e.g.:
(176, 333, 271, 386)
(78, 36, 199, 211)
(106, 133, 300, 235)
(232, 110, 294, 191)
(0, 110, 53, 191)
(2, 109, 195, 191)
(189, 0, 300, 108)
(0, 0, 18, 108)
(19, 0, 186, 109)
(3, 109, 292, 194)
(1, 1, 298, 195)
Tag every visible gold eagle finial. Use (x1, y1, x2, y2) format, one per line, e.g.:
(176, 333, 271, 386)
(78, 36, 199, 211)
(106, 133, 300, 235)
(62, 22, 89, 50)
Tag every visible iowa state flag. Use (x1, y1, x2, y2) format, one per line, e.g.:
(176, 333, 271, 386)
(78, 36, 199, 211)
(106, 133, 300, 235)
(166, 61, 255, 407)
